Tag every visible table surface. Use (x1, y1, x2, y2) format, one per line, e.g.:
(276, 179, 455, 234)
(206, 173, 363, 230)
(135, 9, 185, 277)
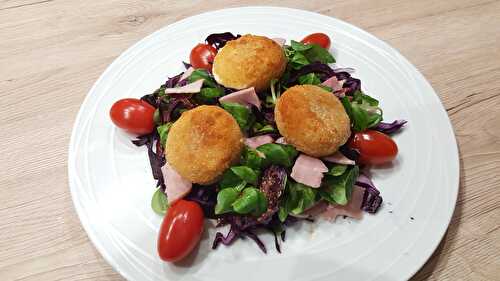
(1, 0, 499, 280)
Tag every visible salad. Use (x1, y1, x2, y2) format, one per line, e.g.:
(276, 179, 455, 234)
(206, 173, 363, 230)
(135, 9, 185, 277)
(109, 32, 407, 262)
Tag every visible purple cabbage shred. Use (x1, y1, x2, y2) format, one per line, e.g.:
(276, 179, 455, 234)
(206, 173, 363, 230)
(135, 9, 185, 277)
(374, 120, 407, 134)
(164, 72, 183, 88)
(205, 32, 240, 50)
(288, 62, 336, 84)
(212, 225, 239, 249)
(356, 174, 383, 213)
(185, 185, 217, 218)
(132, 133, 165, 190)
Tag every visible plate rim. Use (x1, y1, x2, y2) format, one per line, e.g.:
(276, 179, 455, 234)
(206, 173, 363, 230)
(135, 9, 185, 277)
(68, 6, 460, 281)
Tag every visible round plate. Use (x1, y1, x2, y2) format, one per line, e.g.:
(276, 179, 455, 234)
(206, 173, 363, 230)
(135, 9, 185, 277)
(68, 6, 459, 281)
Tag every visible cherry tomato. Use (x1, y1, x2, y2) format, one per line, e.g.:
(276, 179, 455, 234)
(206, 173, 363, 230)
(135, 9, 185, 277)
(157, 200, 204, 262)
(348, 130, 398, 165)
(189, 43, 217, 71)
(110, 98, 155, 135)
(301, 33, 331, 49)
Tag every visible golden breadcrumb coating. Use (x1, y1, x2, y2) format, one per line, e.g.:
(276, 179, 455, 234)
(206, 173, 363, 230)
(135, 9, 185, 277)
(275, 85, 351, 157)
(212, 34, 286, 92)
(166, 105, 243, 184)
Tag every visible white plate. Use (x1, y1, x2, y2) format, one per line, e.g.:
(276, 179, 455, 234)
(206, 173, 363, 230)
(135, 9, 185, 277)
(68, 6, 459, 281)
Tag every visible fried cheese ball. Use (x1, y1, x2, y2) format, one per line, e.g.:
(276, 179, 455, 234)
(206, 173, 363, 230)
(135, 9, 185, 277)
(275, 85, 351, 157)
(165, 105, 243, 185)
(212, 34, 286, 92)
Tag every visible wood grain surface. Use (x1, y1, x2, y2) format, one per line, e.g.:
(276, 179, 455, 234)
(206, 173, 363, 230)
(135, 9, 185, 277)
(1, 0, 499, 280)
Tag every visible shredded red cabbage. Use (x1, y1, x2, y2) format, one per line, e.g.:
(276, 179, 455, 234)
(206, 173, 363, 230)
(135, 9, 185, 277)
(205, 32, 240, 50)
(374, 120, 407, 134)
(185, 185, 217, 218)
(140, 93, 159, 108)
(159, 97, 195, 123)
(212, 225, 239, 249)
(132, 132, 165, 190)
(342, 77, 361, 95)
(288, 62, 336, 84)
(252, 106, 276, 125)
(244, 229, 267, 253)
(356, 174, 383, 213)
(164, 72, 183, 88)
(339, 144, 360, 162)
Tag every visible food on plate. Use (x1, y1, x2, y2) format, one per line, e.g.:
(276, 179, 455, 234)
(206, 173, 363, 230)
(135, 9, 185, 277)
(275, 85, 351, 157)
(166, 105, 243, 184)
(110, 98, 155, 135)
(157, 200, 204, 262)
(111, 31, 407, 262)
(190, 43, 217, 71)
(212, 34, 286, 92)
(348, 130, 398, 165)
(301, 32, 331, 49)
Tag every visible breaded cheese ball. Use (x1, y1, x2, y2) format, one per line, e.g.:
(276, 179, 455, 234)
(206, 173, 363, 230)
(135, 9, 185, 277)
(212, 34, 286, 92)
(166, 105, 243, 185)
(275, 85, 351, 157)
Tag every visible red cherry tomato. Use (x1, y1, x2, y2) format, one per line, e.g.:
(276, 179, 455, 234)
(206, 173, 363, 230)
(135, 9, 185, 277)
(301, 33, 331, 49)
(348, 130, 398, 165)
(157, 200, 204, 262)
(110, 98, 155, 135)
(190, 43, 217, 71)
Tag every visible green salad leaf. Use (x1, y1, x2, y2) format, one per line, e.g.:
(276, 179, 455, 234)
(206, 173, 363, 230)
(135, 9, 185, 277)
(290, 52, 310, 69)
(298, 73, 321, 85)
(291, 40, 313, 51)
(303, 44, 336, 64)
(319, 165, 359, 205)
(220, 102, 255, 131)
(157, 122, 173, 147)
(188, 69, 218, 88)
(327, 164, 348, 177)
(253, 190, 268, 216)
(341, 91, 383, 132)
(241, 147, 264, 170)
(230, 166, 259, 186)
(215, 188, 239, 215)
(151, 188, 168, 215)
(278, 180, 318, 222)
(196, 87, 224, 104)
(215, 185, 268, 216)
(267, 79, 282, 106)
(256, 143, 298, 168)
(232, 187, 268, 216)
(252, 123, 276, 134)
(153, 109, 161, 125)
(219, 169, 246, 190)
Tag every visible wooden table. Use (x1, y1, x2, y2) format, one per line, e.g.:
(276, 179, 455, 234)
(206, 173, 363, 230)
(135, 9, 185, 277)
(1, 0, 499, 280)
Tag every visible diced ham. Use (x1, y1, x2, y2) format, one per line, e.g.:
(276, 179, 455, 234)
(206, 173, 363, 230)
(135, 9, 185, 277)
(275, 137, 287, 144)
(244, 135, 274, 149)
(161, 162, 192, 204)
(219, 87, 261, 109)
(272, 37, 286, 47)
(178, 67, 194, 82)
(322, 76, 344, 92)
(164, 79, 203, 94)
(290, 154, 328, 188)
(322, 185, 364, 221)
(322, 151, 355, 165)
